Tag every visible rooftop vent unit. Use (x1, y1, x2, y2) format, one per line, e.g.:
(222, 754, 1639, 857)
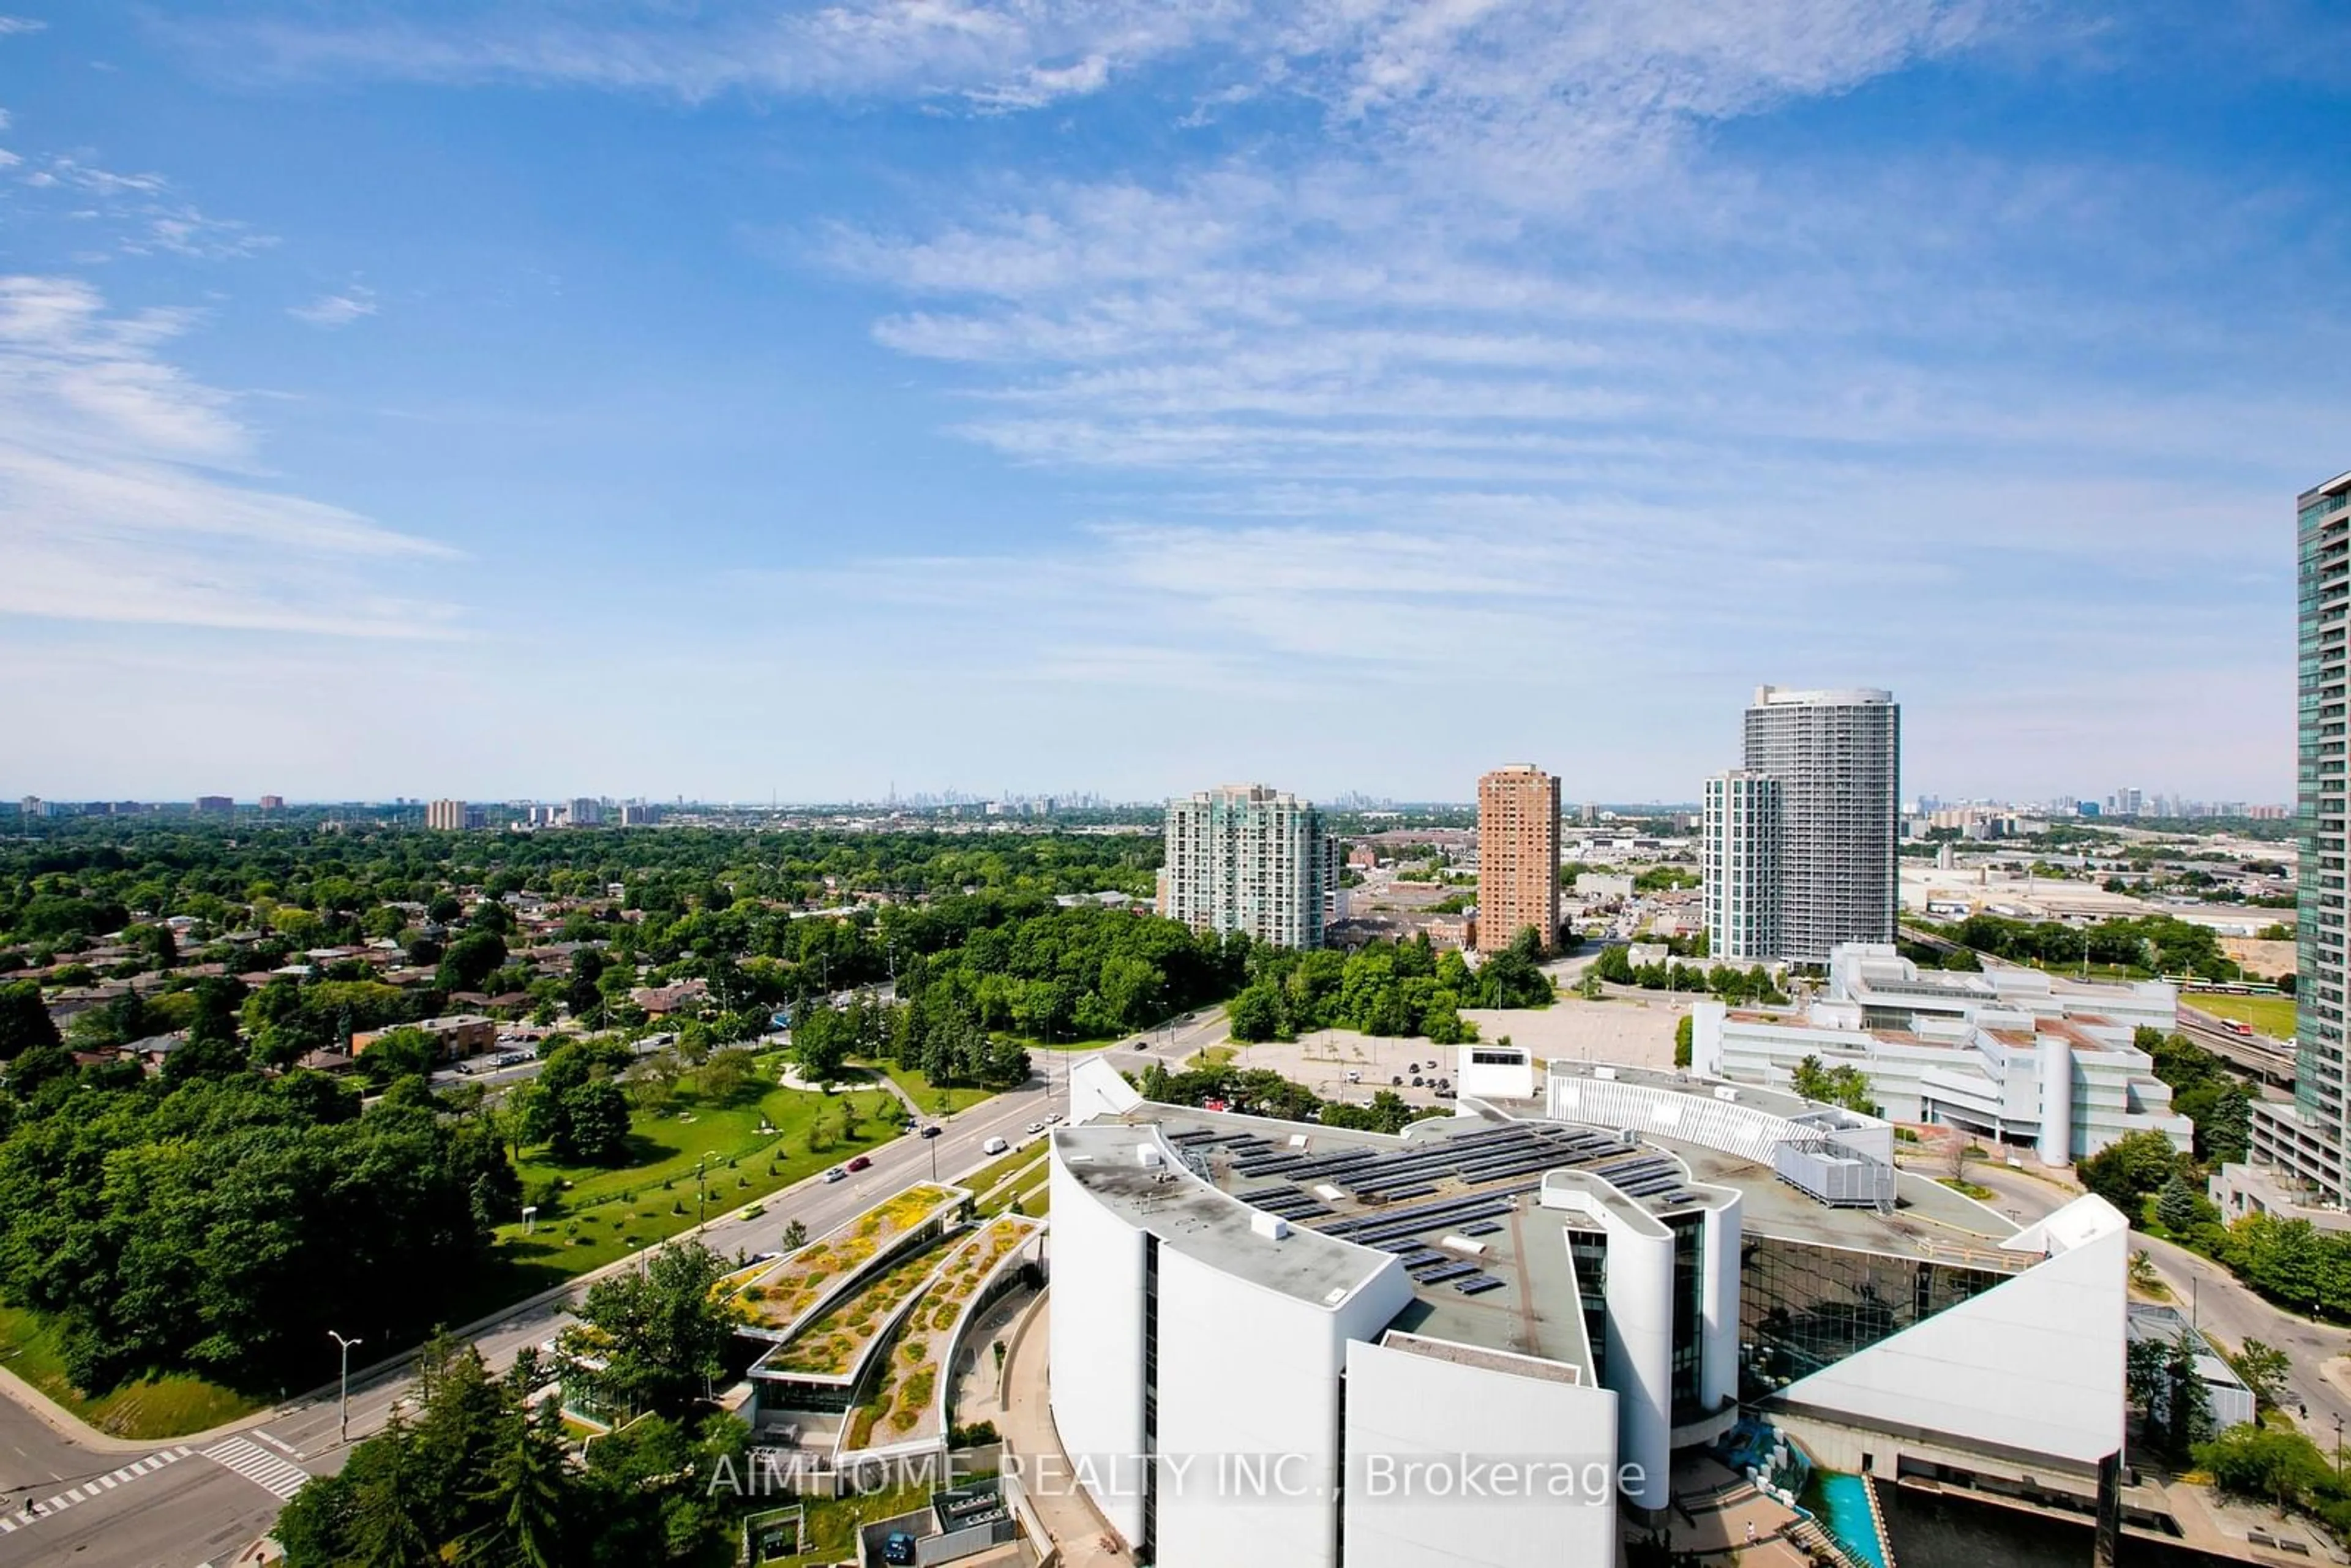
(1773, 1138, 1895, 1212)
(1251, 1212, 1291, 1241)
(1136, 1144, 1164, 1168)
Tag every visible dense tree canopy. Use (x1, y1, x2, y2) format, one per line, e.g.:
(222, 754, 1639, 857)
(1944, 912, 2241, 980)
(0, 1058, 517, 1392)
(276, 1336, 746, 1567)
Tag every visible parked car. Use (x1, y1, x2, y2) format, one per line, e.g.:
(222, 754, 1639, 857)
(983, 1136, 1009, 1155)
(453, 1062, 476, 1076)
(846, 1155, 872, 1173)
(1411, 1076, 1425, 1087)
(1391, 1075, 1403, 1086)
(883, 1532, 919, 1567)
(1026, 1120, 1046, 1135)
(1344, 1070, 1362, 1082)
(822, 1166, 847, 1183)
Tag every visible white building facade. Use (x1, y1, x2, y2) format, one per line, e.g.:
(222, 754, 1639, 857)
(1049, 1057, 2133, 1568)
(1690, 943, 2189, 1160)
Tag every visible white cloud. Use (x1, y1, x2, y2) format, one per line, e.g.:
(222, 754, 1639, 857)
(13, 156, 277, 260)
(0, 275, 463, 639)
(289, 285, 379, 328)
(0, 17, 45, 37)
(138, 0, 2334, 794)
(192, 0, 1247, 110)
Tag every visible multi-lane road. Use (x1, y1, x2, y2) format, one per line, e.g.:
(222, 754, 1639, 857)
(0, 1019, 1220, 1568)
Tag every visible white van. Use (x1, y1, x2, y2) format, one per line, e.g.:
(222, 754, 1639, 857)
(982, 1136, 1010, 1155)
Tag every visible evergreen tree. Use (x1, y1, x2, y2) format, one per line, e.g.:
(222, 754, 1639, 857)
(2157, 1171, 2205, 1235)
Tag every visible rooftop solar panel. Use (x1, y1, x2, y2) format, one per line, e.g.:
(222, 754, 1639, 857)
(1454, 1275, 1506, 1296)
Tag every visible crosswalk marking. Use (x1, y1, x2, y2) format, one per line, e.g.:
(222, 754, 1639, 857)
(200, 1436, 313, 1501)
(0, 1447, 191, 1536)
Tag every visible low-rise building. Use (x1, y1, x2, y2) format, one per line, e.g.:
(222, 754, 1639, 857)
(631, 980, 709, 1016)
(1690, 943, 2189, 1161)
(351, 1014, 496, 1061)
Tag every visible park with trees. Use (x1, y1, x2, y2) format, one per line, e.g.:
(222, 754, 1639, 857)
(0, 819, 1166, 1427)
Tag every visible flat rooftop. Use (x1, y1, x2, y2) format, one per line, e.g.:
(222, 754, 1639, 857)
(1054, 1124, 1391, 1311)
(1081, 1082, 2033, 1373)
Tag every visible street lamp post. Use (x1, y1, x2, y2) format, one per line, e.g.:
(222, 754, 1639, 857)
(328, 1330, 363, 1444)
(696, 1154, 708, 1226)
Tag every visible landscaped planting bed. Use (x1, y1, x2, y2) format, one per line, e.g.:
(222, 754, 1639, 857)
(842, 1214, 1040, 1454)
(733, 1183, 959, 1334)
(766, 1241, 949, 1378)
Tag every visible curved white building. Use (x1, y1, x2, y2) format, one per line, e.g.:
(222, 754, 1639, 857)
(1049, 1057, 2131, 1568)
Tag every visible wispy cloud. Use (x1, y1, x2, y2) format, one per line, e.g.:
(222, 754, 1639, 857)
(289, 285, 379, 328)
(122, 0, 2340, 793)
(0, 276, 463, 638)
(0, 17, 45, 37)
(17, 155, 277, 260)
(176, 0, 1245, 110)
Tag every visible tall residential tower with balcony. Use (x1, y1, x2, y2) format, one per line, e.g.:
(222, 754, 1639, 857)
(1703, 770, 1782, 963)
(2252, 470, 2351, 1204)
(1741, 686, 1900, 964)
(1475, 764, 1561, 954)
(1159, 784, 1333, 950)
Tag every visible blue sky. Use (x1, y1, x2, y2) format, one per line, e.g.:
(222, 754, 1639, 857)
(2, 2, 2345, 805)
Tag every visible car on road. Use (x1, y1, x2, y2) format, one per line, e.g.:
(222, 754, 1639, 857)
(920, 1124, 942, 1138)
(1344, 1070, 1361, 1082)
(1045, 1111, 1062, 1124)
(846, 1155, 872, 1173)
(1026, 1120, 1046, 1135)
(823, 1166, 847, 1182)
(983, 1136, 1009, 1155)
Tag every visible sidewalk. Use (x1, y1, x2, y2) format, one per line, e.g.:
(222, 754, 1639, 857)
(0, 1361, 283, 1457)
(995, 1295, 1127, 1568)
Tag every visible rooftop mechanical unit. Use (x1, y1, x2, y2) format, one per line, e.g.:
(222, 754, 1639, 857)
(1772, 1138, 1896, 1211)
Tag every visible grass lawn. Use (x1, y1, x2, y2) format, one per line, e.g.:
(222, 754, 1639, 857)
(969, 1147, 1053, 1222)
(957, 1140, 1046, 1198)
(2185, 992, 2297, 1040)
(856, 1060, 996, 1118)
(0, 1305, 260, 1440)
(457, 1078, 906, 1310)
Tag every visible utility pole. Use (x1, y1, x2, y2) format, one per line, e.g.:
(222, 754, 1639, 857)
(328, 1330, 362, 1445)
(696, 1153, 708, 1226)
